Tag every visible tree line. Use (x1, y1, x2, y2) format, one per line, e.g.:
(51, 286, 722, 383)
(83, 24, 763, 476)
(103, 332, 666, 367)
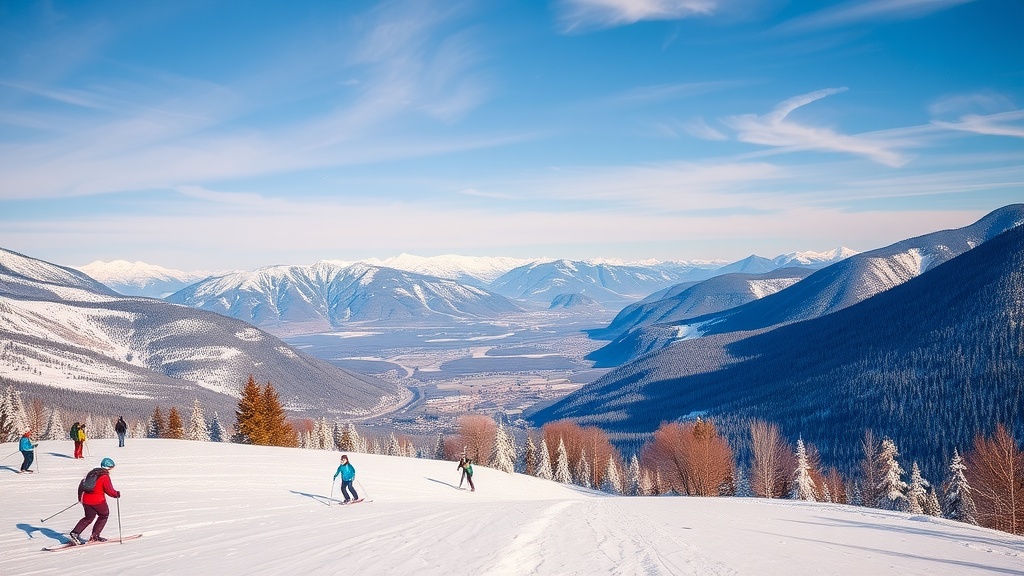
(5, 378, 1021, 536)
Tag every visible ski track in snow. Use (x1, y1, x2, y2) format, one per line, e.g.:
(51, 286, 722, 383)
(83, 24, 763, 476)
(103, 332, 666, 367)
(3, 439, 1024, 575)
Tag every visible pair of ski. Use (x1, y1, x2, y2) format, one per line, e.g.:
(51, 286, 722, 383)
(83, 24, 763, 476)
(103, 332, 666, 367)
(334, 498, 365, 506)
(43, 534, 143, 552)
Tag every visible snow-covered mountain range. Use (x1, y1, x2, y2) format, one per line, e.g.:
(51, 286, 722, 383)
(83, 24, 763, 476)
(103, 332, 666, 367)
(535, 212, 1024, 476)
(589, 204, 1024, 366)
(77, 260, 215, 298)
(0, 248, 407, 420)
(165, 261, 523, 334)
(366, 253, 533, 286)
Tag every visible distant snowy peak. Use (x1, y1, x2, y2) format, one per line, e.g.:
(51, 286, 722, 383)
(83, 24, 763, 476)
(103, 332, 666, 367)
(774, 247, 858, 267)
(168, 260, 522, 332)
(368, 254, 535, 285)
(78, 260, 216, 298)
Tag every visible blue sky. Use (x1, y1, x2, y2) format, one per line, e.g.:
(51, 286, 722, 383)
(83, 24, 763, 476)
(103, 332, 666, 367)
(1, 0, 1022, 271)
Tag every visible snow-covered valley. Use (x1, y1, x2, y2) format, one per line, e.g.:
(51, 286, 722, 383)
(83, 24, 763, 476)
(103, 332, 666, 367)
(3, 439, 1022, 575)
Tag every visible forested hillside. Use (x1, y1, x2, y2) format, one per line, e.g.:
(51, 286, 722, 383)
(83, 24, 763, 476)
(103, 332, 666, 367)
(534, 224, 1024, 476)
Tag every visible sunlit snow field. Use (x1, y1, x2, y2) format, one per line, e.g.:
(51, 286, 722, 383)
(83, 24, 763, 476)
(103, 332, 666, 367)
(2, 439, 1022, 575)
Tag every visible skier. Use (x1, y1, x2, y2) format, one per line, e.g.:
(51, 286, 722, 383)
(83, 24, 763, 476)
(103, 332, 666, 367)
(69, 457, 120, 544)
(333, 454, 359, 504)
(115, 416, 128, 447)
(18, 429, 37, 473)
(457, 456, 475, 492)
(70, 422, 87, 459)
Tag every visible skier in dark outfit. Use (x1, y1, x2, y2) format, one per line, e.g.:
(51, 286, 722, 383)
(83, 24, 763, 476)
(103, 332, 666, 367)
(114, 416, 128, 447)
(70, 457, 120, 544)
(333, 454, 359, 504)
(457, 457, 475, 492)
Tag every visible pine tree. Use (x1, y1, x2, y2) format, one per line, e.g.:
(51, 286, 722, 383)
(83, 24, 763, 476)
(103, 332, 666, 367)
(434, 432, 446, 460)
(877, 437, 908, 511)
(943, 448, 978, 524)
(208, 412, 226, 443)
(602, 457, 623, 494)
(553, 438, 573, 484)
(98, 417, 115, 439)
(907, 462, 928, 514)
(132, 419, 147, 440)
(628, 454, 643, 496)
(537, 437, 554, 480)
(261, 382, 296, 447)
(575, 448, 592, 488)
(43, 407, 65, 440)
(187, 399, 210, 442)
(388, 432, 401, 456)
(166, 407, 184, 439)
(234, 375, 263, 444)
(149, 406, 165, 439)
(793, 438, 817, 501)
(1, 385, 29, 442)
(860, 430, 882, 508)
(924, 489, 943, 517)
(316, 418, 333, 450)
(523, 436, 538, 476)
(338, 423, 355, 452)
(491, 423, 516, 474)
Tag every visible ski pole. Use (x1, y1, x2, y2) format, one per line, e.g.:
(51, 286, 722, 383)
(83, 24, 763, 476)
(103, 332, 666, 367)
(41, 501, 79, 523)
(84, 441, 91, 457)
(117, 498, 123, 544)
(2, 450, 18, 461)
(356, 479, 369, 500)
(329, 481, 335, 507)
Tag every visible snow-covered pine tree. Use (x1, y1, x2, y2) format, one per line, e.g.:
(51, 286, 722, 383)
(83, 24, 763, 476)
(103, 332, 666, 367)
(523, 436, 538, 476)
(298, 430, 311, 449)
(98, 416, 116, 439)
(434, 432, 446, 460)
(317, 418, 333, 450)
(344, 423, 360, 452)
(43, 407, 65, 440)
(821, 481, 832, 503)
(876, 437, 908, 511)
(387, 432, 401, 456)
(628, 454, 643, 496)
(907, 462, 927, 514)
(943, 448, 978, 525)
(537, 437, 554, 480)
(132, 419, 147, 440)
(188, 399, 211, 442)
(735, 466, 753, 498)
(208, 412, 226, 442)
(491, 422, 516, 474)
(601, 457, 623, 494)
(0, 386, 12, 442)
(574, 448, 592, 488)
(149, 406, 165, 439)
(553, 438, 572, 484)
(924, 489, 943, 517)
(851, 481, 863, 506)
(1, 385, 29, 441)
(793, 438, 817, 501)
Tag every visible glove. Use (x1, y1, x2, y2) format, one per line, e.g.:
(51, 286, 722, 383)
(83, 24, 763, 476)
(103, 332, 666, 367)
(115, 491, 121, 498)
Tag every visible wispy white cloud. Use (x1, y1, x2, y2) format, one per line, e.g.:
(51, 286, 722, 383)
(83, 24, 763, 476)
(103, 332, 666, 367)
(601, 81, 743, 107)
(777, 0, 977, 32)
(722, 88, 914, 167)
(932, 110, 1024, 138)
(683, 117, 728, 141)
(0, 0, 503, 200)
(557, 0, 718, 32)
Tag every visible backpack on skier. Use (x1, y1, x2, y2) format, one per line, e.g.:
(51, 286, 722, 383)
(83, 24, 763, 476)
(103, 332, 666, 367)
(69, 423, 80, 441)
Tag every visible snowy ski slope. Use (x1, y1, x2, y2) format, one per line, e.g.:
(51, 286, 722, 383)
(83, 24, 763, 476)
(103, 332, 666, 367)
(2, 439, 1022, 575)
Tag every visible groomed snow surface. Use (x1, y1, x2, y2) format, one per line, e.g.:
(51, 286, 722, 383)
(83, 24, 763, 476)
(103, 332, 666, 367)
(3, 439, 1022, 575)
